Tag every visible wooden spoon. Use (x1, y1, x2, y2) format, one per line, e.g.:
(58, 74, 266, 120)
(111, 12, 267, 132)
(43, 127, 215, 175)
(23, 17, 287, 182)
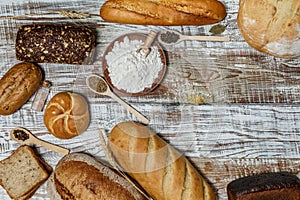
(136, 30, 158, 57)
(158, 30, 230, 45)
(86, 74, 149, 124)
(10, 127, 70, 156)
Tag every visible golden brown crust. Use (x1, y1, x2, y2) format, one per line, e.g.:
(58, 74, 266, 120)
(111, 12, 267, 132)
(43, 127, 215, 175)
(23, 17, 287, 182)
(0, 146, 51, 200)
(108, 121, 216, 200)
(238, 0, 300, 58)
(50, 153, 146, 200)
(0, 62, 42, 115)
(44, 92, 90, 139)
(100, 0, 226, 26)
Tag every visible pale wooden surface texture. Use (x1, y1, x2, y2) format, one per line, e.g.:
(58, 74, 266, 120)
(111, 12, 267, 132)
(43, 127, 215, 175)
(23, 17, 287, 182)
(0, 0, 300, 199)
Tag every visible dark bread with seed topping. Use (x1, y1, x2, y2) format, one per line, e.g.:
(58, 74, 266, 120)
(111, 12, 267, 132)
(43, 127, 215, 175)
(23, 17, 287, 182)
(16, 24, 96, 64)
(227, 172, 300, 200)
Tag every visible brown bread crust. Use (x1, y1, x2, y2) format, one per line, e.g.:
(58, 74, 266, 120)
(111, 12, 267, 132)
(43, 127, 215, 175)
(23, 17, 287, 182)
(238, 0, 300, 58)
(44, 92, 90, 139)
(49, 153, 146, 200)
(227, 172, 300, 200)
(0, 62, 42, 115)
(108, 121, 216, 200)
(0, 145, 51, 200)
(100, 0, 226, 26)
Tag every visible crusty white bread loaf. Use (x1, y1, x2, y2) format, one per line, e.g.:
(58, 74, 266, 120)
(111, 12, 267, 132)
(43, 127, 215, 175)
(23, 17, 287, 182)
(44, 92, 90, 139)
(108, 121, 216, 200)
(47, 153, 147, 200)
(0, 145, 51, 200)
(100, 0, 227, 26)
(238, 0, 300, 58)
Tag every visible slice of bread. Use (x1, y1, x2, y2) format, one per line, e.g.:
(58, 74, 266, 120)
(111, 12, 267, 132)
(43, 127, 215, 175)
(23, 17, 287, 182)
(0, 145, 51, 199)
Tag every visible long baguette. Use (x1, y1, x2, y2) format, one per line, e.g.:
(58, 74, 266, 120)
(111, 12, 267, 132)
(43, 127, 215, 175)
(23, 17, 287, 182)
(100, 0, 226, 26)
(108, 121, 216, 200)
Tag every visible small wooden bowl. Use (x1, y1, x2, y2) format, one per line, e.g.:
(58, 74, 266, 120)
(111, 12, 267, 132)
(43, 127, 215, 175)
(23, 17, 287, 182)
(102, 33, 167, 97)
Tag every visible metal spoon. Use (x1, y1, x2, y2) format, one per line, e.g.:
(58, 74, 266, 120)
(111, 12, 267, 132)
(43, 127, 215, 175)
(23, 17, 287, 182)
(158, 30, 230, 45)
(10, 127, 70, 155)
(86, 74, 149, 124)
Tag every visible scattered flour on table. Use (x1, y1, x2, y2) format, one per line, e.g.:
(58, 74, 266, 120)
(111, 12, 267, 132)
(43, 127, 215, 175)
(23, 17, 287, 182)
(265, 24, 300, 57)
(105, 36, 163, 93)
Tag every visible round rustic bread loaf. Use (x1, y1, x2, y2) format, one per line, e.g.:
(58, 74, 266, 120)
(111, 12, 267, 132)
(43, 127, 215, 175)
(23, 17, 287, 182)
(47, 153, 146, 200)
(238, 0, 300, 58)
(44, 92, 90, 139)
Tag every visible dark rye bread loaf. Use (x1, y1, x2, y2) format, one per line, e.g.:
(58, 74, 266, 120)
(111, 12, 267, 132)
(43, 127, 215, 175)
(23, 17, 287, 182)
(16, 24, 96, 64)
(227, 172, 300, 200)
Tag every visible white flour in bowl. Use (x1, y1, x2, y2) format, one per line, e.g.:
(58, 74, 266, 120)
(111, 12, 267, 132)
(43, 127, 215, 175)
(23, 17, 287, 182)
(105, 36, 163, 93)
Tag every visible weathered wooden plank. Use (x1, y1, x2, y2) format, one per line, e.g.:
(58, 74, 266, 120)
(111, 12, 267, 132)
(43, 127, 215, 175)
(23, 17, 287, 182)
(1, 103, 300, 198)
(1, 103, 299, 161)
(0, 35, 299, 104)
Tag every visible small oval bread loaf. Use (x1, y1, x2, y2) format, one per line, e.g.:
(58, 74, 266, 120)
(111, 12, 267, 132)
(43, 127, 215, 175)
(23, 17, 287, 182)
(109, 121, 216, 200)
(47, 153, 146, 200)
(238, 0, 300, 58)
(44, 92, 90, 139)
(0, 62, 42, 115)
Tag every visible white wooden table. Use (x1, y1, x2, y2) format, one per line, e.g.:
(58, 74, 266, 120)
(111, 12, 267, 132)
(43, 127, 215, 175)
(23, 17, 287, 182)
(0, 0, 299, 199)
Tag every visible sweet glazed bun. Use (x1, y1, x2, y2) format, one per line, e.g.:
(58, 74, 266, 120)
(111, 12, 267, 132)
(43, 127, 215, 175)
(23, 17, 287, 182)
(238, 0, 300, 58)
(100, 0, 227, 26)
(44, 92, 90, 139)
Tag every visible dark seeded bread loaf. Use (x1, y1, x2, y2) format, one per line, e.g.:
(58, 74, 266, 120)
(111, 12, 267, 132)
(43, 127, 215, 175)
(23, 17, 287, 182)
(0, 145, 51, 200)
(16, 24, 96, 64)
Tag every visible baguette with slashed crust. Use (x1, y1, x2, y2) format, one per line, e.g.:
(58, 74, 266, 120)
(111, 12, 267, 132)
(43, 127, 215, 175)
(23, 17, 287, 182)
(100, 0, 227, 26)
(108, 121, 216, 200)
